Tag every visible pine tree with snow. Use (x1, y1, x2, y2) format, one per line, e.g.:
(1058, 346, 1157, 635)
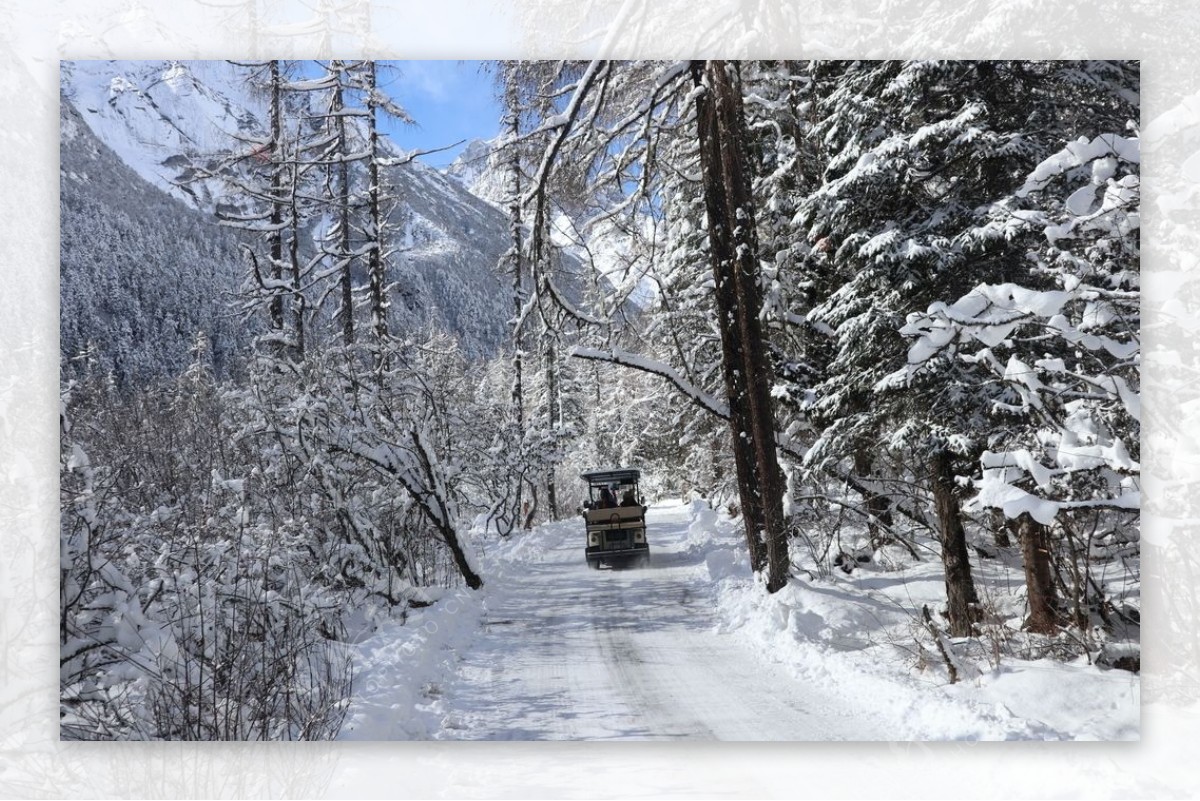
(787, 60, 1137, 634)
(896, 129, 1140, 634)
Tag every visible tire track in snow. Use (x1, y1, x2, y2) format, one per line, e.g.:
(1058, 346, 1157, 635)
(433, 502, 869, 740)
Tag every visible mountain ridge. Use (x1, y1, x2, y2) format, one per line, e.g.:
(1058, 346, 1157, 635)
(60, 95, 249, 383)
(60, 60, 518, 373)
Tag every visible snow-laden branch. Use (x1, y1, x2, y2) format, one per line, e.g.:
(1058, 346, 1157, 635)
(376, 140, 466, 168)
(572, 343, 731, 417)
(571, 345, 936, 531)
(522, 60, 607, 210)
(889, 131, 1140, 524)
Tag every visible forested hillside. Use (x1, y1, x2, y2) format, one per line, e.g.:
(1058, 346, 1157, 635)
(60, 59, 1140, 741)
(60, 61, 529, 368)
(60, 100, 248, 384)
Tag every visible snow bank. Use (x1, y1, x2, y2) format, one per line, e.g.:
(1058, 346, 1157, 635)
(701, 505, 1139, 741)
(685, 500, 750, 578)
(957, 659, 1140, 740)
(340, 519, 580, 739)
(339, 589, 485, 740)
(711, 566, 1138, 739)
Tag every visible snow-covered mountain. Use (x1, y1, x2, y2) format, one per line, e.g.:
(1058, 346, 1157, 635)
(60, 60, 518, 368)
(62, 61, 261, 211)
(60, 96, 249, 384)
(444, 137, 508, 207)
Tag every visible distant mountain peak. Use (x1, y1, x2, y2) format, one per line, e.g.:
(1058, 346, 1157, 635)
(443, 137, 509, 207)
(60, 60, 521, 364)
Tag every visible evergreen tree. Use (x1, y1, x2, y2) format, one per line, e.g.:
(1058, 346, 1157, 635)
(789, 60, 1137, 633)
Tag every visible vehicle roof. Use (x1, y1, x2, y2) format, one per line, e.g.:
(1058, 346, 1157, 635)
(580, 468, 641, 486)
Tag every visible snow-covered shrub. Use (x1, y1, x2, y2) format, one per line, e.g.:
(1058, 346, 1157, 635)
(60, 341, 353, 740)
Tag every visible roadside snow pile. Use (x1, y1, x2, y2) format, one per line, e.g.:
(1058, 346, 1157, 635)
(700, 505, 1140, 740)
(688, 498, 720, 539)
(477, 522, 534, 564)
(339, 589, 486, 740)
(687, 499, 750, 580)
(704, 547, 746, 582)
(337, 520, 570, 740)
(951, 657, 1140, 740)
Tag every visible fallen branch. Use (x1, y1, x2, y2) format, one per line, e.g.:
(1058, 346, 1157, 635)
(922, 604, 960, 684)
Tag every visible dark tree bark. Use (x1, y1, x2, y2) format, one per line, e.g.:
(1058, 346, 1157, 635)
(268, 59, 284, 335)
(854, 450, 894, 548)
(504, 75, 526, 432)
(545, 335, 560, 521)
(406, 431, 483, 590)
(363, 62, 388, 346)
(692, 60, 789, 592)
(331, 60, 355, 346)
(1015, 512, 1060, 634)
(931, 449, 980, 637)
(503, 74, 526, 536)
(288, 157, 304, 359)
(991, 508, 1012, 548)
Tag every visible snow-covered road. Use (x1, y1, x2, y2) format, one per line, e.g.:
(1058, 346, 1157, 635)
(431, 502, 871, 740)
(340, 499, 1139, 741)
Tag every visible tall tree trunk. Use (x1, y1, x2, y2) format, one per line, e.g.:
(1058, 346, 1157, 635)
(931, 449, 980, 637)
(268, 59, 284, 335)
(854, 450, 894, 548)
(545, 335, 559, 521)
(364, 62, 388, 347)
(1015, 513, 1060, 634)
(504, 75, 525, 536)
(332, 61, 354, 346)
(289, 164, 304, 359)
(692, 60, 788, 591)
(505, 78, 525, 430)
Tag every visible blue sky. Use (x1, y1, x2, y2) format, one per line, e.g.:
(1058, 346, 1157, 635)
(376, 60, 502, 169)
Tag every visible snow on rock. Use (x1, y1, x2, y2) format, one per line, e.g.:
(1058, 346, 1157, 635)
(443, 137, 506, 206)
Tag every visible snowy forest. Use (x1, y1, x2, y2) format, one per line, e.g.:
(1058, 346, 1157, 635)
(60, 59, 1141, 741)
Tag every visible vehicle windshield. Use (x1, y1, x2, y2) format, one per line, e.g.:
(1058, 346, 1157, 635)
(582, 469, 641, 507)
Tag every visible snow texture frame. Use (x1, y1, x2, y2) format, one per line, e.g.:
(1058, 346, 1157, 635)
(3, 0, 1192, 797)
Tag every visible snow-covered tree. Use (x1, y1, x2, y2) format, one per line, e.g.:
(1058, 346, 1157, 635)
(511, 59, 794, 590)
(785, 60, 1137, 634)
(894, 132, 1140, 634)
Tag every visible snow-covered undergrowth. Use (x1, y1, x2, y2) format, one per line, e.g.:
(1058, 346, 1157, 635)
(686, 500, 1140, 740)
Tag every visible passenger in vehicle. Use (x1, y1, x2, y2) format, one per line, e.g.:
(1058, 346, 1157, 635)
(598, 486, 616, 508)
(620, 488, 638, 507)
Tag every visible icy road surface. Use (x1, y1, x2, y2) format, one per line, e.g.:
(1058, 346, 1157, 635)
(433, 501, 877, 740)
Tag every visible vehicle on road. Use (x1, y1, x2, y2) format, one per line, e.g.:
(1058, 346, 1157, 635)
(580, 468, 649, 569)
